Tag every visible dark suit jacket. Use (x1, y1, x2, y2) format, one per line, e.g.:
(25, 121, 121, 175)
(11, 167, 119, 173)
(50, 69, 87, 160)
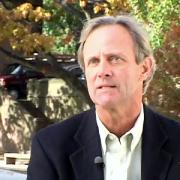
(27, 105, 180, 180)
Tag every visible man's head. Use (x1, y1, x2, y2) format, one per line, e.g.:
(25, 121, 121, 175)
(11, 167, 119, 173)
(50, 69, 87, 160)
(78, 15, 156, 94)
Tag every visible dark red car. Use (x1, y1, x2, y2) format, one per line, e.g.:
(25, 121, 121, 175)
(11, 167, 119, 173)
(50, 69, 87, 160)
(0, 63, 45, 99)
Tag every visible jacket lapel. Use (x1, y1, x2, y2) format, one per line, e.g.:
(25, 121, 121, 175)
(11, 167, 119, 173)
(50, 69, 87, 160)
(141, 106, 172, 180)
(69, 109, 104, 180)
(68, 106, 173, 180)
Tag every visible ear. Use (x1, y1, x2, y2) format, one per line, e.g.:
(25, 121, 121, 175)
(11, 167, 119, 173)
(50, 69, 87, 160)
(140, 56, 153, 81)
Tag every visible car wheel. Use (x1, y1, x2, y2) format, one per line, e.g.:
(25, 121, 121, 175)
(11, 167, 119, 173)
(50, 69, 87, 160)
(9, 89, 19, 100)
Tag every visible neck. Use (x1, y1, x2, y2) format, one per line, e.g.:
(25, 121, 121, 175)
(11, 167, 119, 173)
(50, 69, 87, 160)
(96, 101, 142, 137)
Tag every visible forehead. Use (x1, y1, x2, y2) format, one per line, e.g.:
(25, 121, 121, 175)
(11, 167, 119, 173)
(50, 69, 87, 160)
(83, 24, 135, 55)
(85, 24, 133, 44)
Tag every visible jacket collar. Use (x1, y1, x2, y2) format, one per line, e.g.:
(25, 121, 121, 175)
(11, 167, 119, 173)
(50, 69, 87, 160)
(141, 105, 172, 180)
(69, 108, 104, 180)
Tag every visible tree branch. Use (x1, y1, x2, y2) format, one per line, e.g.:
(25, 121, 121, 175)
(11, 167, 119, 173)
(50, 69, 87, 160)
(0, 46, 93, 106)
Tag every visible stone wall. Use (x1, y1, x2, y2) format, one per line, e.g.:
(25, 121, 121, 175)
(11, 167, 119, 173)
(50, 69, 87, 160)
(0, 78, 90, 154)
(28, 78, 90, 122)
(0, 88, 35, 154)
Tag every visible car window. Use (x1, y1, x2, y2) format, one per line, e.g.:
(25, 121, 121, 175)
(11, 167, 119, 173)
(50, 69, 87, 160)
(10, 65, 23, 75)
(2, 64, 19, 75)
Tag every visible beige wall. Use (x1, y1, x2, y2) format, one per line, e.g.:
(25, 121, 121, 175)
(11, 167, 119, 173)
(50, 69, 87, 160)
(0, 78, 90, 154)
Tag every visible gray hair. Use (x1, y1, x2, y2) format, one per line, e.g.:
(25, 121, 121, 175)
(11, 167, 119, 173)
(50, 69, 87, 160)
(77, 15, 156, 93)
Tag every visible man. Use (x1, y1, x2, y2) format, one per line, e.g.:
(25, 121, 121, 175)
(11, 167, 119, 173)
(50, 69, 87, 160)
(27, 15, 180, 180)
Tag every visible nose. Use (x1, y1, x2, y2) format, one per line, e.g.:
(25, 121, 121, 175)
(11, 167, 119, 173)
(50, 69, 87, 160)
(97, 59, 112, 78)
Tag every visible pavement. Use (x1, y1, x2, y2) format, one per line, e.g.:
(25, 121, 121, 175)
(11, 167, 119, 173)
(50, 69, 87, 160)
(0, 155, 27, 179)
(0, 169, 26, 180)
(0, 156, 28, 172)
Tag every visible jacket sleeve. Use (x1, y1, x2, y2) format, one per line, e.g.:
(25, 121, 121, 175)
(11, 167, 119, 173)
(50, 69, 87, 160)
(27, 135, 58, 180)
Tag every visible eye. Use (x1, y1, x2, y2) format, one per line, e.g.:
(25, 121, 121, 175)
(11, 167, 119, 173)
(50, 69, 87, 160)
(88, 57, 99, 66)
(109, 55, 125, 63)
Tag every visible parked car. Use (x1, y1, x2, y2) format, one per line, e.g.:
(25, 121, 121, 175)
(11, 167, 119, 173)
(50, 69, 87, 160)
(0, 61, 85, 100)
(0, 63, 45, 99)
(60, 62, 86, 83)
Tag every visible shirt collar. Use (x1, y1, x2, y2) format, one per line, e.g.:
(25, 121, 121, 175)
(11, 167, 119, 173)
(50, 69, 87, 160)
(96, 111, 109, 157)
(96, 104, 144, 156)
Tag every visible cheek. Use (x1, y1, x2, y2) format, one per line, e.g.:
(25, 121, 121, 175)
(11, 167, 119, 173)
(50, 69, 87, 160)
(85, 72, 96, 100)
(117, 68, 140, 86)
(125, 68, 143, 90)
(85, 70, 95, 89)
(85, 68, 96, 81)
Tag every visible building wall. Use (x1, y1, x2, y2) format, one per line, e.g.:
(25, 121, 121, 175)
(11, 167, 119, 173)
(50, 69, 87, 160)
(0, 78, 90, 154)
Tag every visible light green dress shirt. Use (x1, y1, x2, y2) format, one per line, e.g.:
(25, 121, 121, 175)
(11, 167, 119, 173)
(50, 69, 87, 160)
(96, 104, 144, 180)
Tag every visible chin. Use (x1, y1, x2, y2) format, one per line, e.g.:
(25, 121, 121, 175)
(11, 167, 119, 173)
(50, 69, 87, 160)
(95, 99, 117, 109)
(91, 94, 119, 106)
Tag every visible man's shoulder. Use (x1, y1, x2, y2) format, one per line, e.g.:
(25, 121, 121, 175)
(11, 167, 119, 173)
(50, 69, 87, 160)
(35, 108, 95, 141)
(157, 112, 180, 134)
(145, 105, 180, 134)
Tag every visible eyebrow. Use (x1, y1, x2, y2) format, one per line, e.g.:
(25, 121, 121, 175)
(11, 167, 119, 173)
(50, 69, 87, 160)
(103, 51, 127, 58)
(86, 52, 128, 60)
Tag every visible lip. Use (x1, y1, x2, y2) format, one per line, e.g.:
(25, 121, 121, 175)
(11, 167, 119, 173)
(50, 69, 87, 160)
(96, 84, 116, 89)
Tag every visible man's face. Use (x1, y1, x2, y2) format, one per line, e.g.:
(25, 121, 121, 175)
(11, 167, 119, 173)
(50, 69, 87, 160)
(83, 25, 147, 109)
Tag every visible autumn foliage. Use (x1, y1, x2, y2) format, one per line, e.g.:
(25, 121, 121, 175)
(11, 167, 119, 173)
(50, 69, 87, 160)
(0, 3, 53, 55)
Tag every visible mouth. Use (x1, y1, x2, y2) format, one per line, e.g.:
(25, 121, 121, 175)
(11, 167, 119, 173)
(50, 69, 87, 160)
(98, 85, 116, 89)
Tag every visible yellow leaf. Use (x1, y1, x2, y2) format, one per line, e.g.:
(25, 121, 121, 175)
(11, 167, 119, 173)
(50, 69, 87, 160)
(12, 29, 18, 36)
(17, 3, 33, 11)
(79, 0, 87, 8)
(12, 45, 16, 50)
(94, 5, 102, 14)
